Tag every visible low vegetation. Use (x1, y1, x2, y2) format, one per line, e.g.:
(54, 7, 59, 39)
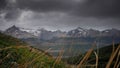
(0, 32, 66, 68)
(0, 32, 120, 68)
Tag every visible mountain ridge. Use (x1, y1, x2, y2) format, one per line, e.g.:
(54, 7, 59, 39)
(3, 25, 120, 40)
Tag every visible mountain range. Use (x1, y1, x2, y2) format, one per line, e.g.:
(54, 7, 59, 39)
(3, 25, 120, 40)
(68, 27, 120, 37)
(4, 25, 67, 40)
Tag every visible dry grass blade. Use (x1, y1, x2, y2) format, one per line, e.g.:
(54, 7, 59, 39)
(106, 45, 120, 68)
(94, 51, 98, 68)
(117, 61, 120, 68)
(52, 49, 64, 68)
(77, 48, 93, 68)
(114, 50, 120, 68)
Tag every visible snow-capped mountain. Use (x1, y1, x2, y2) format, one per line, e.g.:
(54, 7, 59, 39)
(4, 25, 67, 40)
(4, 25, 36, 38)
(67, 27, 120, 37)
(19, 28, 41, 36)
(3, 25, 120, 40)
(67, 27, 100, 37)
(67, 27, 88, 37)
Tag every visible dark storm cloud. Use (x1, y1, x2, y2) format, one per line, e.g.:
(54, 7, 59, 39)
(0, 0, 7, 10)
(0, 0, 22, 21)
(4, 9, 21, 21)
(1, 0, 120, 19)
(0, 0, 120, 31)
(75, 0, 120, 17)
(14, 0, 120, 17)
(16, 0, 74, 12)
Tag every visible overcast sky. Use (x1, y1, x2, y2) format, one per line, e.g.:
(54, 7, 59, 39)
(0, 0, 120, 31)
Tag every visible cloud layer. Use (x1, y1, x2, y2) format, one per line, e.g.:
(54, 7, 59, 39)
(15, 0, 120, 17)
(0, 0, 120, 31)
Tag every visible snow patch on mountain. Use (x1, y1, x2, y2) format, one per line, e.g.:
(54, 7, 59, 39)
(19, 28, 41, 36)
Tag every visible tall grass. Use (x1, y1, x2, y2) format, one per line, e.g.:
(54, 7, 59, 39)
(52, 49, 64, 68)
(0, 43, 120, 68)
(77, 48, 94, 68)
(106, 44, 120, 68)
(0, 46, 66, 68)
(69, 43, 120, 68)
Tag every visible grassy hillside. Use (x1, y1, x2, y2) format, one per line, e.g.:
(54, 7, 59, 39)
(0, 32, 27, 48)
(0, 32, 66, 68)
